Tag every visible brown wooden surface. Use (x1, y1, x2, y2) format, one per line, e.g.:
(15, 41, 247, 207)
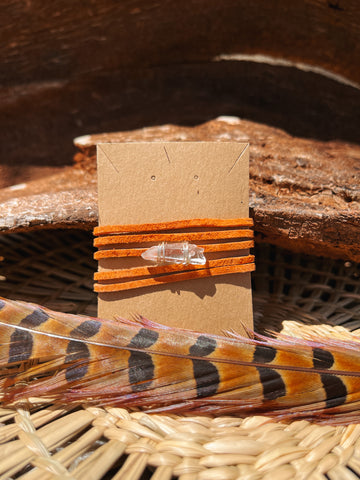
(0, 117, 359, 262)
(2, 0, 359, 83)
(1, 0, 359, 261)
(1, 0, 359, 176)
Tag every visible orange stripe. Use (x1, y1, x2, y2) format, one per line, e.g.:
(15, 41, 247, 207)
(94, 263, 255, 293)
(94, 255, 255, 281)
(94, 218, 254, 235)
(94, 241, 254, 260)
(94, 229, 254, 247)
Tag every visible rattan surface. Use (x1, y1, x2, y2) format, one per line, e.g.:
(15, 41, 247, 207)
(0, 230, 360, 479)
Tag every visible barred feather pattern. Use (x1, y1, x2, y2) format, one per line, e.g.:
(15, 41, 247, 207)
(1, 297, 360, 424)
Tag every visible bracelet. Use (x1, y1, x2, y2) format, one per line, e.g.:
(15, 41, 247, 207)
(94, 218, 255, 292)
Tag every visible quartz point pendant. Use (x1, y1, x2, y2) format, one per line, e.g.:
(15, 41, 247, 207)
(141, 242, 206, 265)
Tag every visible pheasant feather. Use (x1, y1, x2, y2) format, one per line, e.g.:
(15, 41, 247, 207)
(0, 297, 360, 424)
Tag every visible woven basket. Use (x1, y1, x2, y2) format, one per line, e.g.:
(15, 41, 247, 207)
(1, 230, 360, 480)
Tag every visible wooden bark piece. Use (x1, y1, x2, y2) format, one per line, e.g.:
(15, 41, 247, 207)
(74, 117, 360, 262)
(2, 1, 359, 84)
(0, 117, 359, 262)
(0, 167, 98, 232)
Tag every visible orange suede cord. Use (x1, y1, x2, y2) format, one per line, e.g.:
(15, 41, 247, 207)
(94, 240, 255, 260)
(94, 218, 253, 235)
(94, 229, 254, 247)
(94, 218, 255, 292)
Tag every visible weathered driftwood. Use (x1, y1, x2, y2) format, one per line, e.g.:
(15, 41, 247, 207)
(0, 117, 359, 262)
(1, 1, 359, 259)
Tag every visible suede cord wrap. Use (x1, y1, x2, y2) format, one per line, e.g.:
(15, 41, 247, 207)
(94, 218, 255, 292)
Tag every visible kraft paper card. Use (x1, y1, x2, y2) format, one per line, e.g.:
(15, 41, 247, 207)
(96, 142, 253, 334)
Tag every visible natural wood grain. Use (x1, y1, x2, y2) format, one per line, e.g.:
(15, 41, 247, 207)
(1, 0, 359, 84)
(72, 118, 360, 261)
(0, 117, 359, 262)
(1, 0, 359, 260)
(0, 0, 359, 173)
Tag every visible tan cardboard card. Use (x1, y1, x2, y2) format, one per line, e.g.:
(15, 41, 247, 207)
(96, 142, 253, 335)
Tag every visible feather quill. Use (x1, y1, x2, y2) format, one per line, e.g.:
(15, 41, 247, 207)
(0, 297, 360, 424)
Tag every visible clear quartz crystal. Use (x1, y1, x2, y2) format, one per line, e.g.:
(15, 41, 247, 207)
(141, 242, 206, 265)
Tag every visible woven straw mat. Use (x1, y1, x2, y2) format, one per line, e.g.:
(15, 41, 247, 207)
(0, 229, 360, 480)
